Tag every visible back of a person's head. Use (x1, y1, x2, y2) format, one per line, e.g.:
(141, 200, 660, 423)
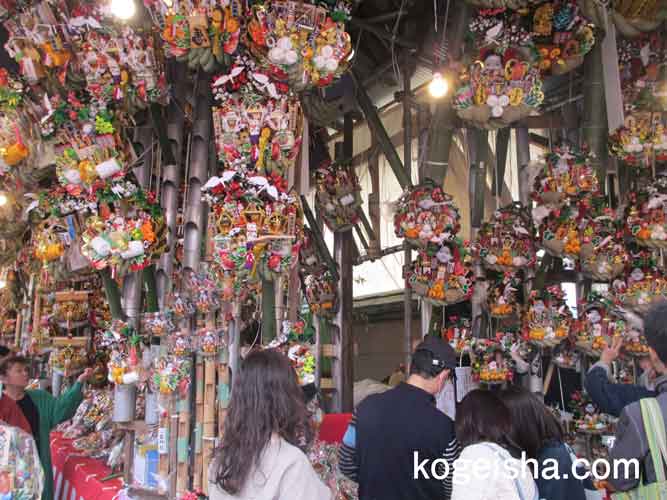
(644, 302, 667, 365)
(215, 349, 312, 494)
(409, 349, 445, 379)
(455, 390, 513, 449)
(0, 346, 10, 358)
(501, 386, 563, 459)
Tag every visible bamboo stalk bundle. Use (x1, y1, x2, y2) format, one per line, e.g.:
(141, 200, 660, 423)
(157, 64, 187, 304)
(183, 72, 213, 274)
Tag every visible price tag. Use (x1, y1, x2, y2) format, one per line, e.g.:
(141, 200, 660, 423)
(158, 427, 168, 455)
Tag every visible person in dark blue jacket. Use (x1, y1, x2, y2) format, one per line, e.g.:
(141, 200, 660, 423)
(584, 336, 655, 417)
(502, 386, 589, 500)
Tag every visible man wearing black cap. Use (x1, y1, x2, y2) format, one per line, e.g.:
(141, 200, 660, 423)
(339, 334, 460, 500)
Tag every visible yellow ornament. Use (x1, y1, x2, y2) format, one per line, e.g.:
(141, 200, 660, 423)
(509, 87, 524, 106)
(78, 159, 97, 185)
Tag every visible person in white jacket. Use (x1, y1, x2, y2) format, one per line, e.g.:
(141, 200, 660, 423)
(209, 349, 333, 500)
(452, 390, 538, 500)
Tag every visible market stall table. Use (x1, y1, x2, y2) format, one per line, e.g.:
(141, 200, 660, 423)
(50, 431, 123, 500)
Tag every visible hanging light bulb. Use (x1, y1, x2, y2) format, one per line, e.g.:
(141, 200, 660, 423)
(428, 72, 449, 99)
(0, 193, 8, 207)
(110, 0, 136, 19)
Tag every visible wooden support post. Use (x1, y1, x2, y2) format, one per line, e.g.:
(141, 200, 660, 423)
(314, 313, 322, 385)
(350, 69, 412, 189)
(274, 275, 285, 338)
(403, 66, 414, 369)
(331, 113, 355, 412)
(516, 128, 531, 207)
(368, 136, 381, 258)
(262, 280, 276, 343)
(494, 128, 511, 201)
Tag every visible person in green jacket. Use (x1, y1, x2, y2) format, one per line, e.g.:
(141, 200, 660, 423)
(0, 355, 92, 500)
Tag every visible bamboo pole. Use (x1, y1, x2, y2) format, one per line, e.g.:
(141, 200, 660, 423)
(157, 394, 173, 495)
(101, 268, 123, 320)
(176, 320, 193, 495)
(193, 355, 204, 491)
(202, 357, 217, 494)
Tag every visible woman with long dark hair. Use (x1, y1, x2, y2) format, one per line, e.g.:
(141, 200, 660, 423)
(501, 386, 587, 500)
(210, 349, 332, 500)
(451, 390, 538, 500)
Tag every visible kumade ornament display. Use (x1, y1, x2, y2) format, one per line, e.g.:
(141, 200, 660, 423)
(617, 34, 667, 113)
(609, 112, 666, 168)
(305, 271, 338, 318)
(246, 0, 353, 91)
(579, 209, 627, 282)
(315, 159, 363, 232)
(472, 337, 514, 384)
(151, 1, 242, 72)
(211, 56, 303, 177)
(453, 47, 544, 129)
(531, 144, 599, 210)
(407, 241, 474, 306)
(575, 296, 617, 353)
(81, 209, 166, 274)
(299, 227, 325, 275)
(528, 0, 596, 76)
(626, 176, 667, 249)
(475, 202, 536, 272)
(394, 180, 461, 252)
(615, 265, 667, 314)
(538, 203, 583, 259)
(487, 272, 521, 319)
(524, 286, 572, 346)
(580, 0, 667, 39)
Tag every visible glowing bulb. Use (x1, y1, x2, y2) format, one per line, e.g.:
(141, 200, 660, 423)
(0, 280, 7, 289)
(0, 193, 8, 207)
(110, 0, 136, 19)
(428, 72, 449, 99)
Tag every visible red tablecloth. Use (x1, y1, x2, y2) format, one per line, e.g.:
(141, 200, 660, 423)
(50, 432, 123, 500)
(318, 413, 353, 444)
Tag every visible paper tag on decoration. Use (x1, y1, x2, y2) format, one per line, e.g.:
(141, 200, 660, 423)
(247, 223, 257, 241)
(437, 266, 446, 281)
(57, 231, 71, 246)
(95, 158, 121, 179)
(158, 428, 168, 454)
(455, 367, 478, 403)
(339, 193, 355, 207)
(287, 213, 296, 235)
(76, 145, 97, 160)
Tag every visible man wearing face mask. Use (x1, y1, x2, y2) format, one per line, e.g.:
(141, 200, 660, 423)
(339, 335, 460, 500)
